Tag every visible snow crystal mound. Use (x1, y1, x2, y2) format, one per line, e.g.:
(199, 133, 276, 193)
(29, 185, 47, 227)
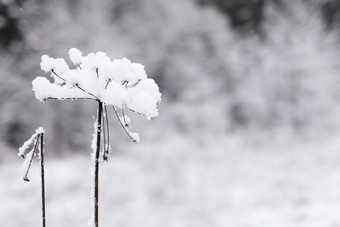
(35, 127, 45, 134)
(128, 78, 161, 102)
(33, 48, 161, 120)
(68, 48, 84, 65)
(101, 58, 147, 84)
(40, 55, 69, 75)
(128, 91, 159, 120)
(102, 81, 128, 108)
(32, 77, 93, 101)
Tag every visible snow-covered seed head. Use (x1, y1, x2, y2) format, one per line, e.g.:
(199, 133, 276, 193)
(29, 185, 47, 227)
(33, 48, 162, 120)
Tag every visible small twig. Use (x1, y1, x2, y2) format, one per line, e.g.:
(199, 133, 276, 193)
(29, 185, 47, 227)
(121, 80, 128, 88)
(104, 105, 110, 161)
(74, 84, 99, 99)
(105, 105, 110, 148)
(112, 106, 137, 142)
(23, 135, 40, 182)
(102, 104, 107, 161)
(129, 79, 141, 88)
(122, 109, 128, 127)
(51, 69, 67, 82)
(127, 108, 143, 117)
(51, 70, 99, 100)
(44, 97, 95, 101)
(104, 79, 111, 89)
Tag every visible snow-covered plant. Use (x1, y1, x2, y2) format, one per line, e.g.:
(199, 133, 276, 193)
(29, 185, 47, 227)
(19, 127, 46, 227)
(31, 48, 161, 227)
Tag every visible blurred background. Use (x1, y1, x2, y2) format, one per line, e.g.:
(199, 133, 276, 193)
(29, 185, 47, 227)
(2, 0, 340, 226)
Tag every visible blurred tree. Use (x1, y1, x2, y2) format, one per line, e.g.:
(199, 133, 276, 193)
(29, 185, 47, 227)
(322, 0, 340, 28)
(232, 0, 340, 134)
(196, 0, 273, 34)
(0, 1, 23, 49)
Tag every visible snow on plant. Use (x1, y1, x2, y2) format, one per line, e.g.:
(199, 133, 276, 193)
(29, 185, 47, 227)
(30, 48, 161, 227)
(33, 48, 161, 120)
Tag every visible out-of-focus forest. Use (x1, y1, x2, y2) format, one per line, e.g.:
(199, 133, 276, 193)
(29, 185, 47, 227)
(1, 0, 340, 152)
(4, 1, 340, 227)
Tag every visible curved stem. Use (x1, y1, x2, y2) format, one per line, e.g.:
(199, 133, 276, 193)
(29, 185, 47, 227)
(112, 106, 137, 142)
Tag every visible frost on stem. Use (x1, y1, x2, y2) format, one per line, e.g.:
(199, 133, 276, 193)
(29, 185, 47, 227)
(18, 127, 44, 158)
(18, 127, 45, 182)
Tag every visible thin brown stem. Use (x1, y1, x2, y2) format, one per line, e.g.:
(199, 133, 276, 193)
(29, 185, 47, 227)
(74, 84, 98, 99)
(40, 133, 46, 227)
(51, 69, 66, 82)
(44, 97, 95, 101)
(94, 101, 103, 227)
(104, 79, 111, 89)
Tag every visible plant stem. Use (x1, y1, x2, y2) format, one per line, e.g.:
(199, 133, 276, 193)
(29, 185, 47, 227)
(94, 101, 103, 227)
(40, 133, 46, 227)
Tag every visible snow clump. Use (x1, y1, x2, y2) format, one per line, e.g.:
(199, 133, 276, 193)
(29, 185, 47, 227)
(32, 48, 161, 120)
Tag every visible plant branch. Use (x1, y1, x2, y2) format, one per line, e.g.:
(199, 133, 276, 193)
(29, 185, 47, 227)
(102, 105, 110, 161)
(44, 97, 96, 101)
(23, 135, 40, 182)
(102, 104, 107, 161)
(122, 109, 128, 126)
(74, 84, 99, 99)
(104, 79, 111, 89)
(51, 69, 66, 82)
(51, 70, 99, 99)
(105, 105, 110, 151)
(112, 106, 137, 142)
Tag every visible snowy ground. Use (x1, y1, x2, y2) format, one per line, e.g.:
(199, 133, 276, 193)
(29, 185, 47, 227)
(2, 134, 340, 227)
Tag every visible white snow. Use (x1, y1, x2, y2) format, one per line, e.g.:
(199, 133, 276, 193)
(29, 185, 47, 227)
(68, 48, 84, 65)
(6, 136, 340, 227)
(129, 132, 140, 143)
(35, 127, 45, 134)
(32, 77, 93, 101)
(101, 81, 128, 108)
(128, 91, 159, 120)
(18, 133, 37, 158)
(40, 55, 55, 73)
(40, 55, 69, 75)
(128, 78, 161, 102)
